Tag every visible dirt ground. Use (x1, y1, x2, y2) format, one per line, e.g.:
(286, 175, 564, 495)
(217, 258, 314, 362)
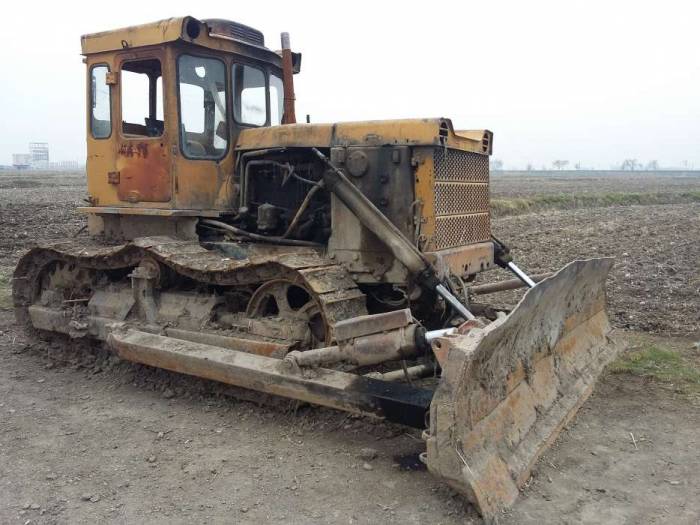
(491, 170, 700, 198)
(487, 202, 700, 336)
(1, 170, 699, 524)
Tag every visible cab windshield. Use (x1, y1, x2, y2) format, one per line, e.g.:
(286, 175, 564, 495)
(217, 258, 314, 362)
(177, 54, 228, 159)
(177, 55, 285, 159)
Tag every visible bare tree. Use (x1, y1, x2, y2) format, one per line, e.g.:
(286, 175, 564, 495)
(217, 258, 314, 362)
(552, 160, 569, 170)
(620, 159, 639, 171)
(645, 160, 659, 171)
(490, 158, 504, 171)
(526, 163, 533, 171)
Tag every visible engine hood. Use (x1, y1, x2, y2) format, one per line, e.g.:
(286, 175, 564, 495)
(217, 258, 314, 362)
(235, 118, 492, 155)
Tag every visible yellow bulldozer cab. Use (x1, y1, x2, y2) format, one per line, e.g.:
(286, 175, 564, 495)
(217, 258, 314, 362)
(81, 17, 288, 213)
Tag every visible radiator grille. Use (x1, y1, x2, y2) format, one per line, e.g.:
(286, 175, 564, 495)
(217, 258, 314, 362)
(434, 148, 489, 182)
(434, 214, 491, 250)
(432, 149, 490, 250)
(434, 182, 489, 216)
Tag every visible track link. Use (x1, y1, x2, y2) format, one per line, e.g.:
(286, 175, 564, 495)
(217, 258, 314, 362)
(13, 236, 367, 345)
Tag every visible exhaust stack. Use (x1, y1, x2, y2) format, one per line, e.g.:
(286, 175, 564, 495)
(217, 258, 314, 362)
(281, 32, 296, 124)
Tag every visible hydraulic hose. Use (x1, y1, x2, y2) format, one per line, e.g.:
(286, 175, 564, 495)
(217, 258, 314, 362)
(201, 219, 321, 247)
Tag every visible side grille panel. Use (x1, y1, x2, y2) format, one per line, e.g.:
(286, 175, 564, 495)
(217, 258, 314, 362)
(434, 149, 489, 182)
(434, 182, 489, 216)
(434, 214, 491, 251)
(432, 149, 490, 250)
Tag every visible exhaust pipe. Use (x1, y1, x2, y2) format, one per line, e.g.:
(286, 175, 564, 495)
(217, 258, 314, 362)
(280, 32, 296, 124)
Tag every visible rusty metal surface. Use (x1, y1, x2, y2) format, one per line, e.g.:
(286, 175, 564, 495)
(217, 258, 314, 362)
(287, 323, 419, 368)
(424, 258, 622, 518)
(236, 118, 491, 152)
(117, 141, 171, 202)
(425, 242, 495, 279)
(108, 329, 433, 427)
(77, 207, 222, 217)
(280, 33, 296, 124)
(469, 273, 553, 295)
(164, 328, 290, 357)
(333, 309, 412, 342)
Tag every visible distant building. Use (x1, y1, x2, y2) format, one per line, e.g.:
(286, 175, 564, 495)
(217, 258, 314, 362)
(48, 160, 84, 171)
(10, 143, 83, 171)
(29, 142, 49, 169)
(12, 153, 31, 169)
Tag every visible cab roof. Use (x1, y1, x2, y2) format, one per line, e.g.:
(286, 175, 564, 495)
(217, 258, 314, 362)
(81, 16, 286, 69)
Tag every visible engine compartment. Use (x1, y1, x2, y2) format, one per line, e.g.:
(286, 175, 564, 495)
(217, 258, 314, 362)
(235, 150, 331, 243)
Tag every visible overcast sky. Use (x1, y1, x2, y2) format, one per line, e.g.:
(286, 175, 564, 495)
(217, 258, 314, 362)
(1, 0, 698, 169)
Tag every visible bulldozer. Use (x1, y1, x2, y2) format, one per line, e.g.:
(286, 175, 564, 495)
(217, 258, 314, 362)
(12, 16, 621, 518)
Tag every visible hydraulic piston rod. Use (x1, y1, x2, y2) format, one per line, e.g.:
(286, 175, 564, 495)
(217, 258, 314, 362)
(435, 284, 476, 321)
(492, 235, 538, 289)
(285, 326, 458, 369)
(506, 261, 537, 288)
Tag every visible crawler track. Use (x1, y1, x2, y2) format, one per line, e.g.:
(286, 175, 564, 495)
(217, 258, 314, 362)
(13, 236, 367, 346)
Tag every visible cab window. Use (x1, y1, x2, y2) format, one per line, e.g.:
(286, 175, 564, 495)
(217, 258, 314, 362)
(90, 65, 111, 138)
(232, 64, 266, 126)
(121, 59, 163, 137)
(269, 74, 284, 125)
(177, 54, 228, 159)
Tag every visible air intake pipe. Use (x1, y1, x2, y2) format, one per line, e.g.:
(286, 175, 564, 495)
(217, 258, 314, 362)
(281, 32, 296, 124)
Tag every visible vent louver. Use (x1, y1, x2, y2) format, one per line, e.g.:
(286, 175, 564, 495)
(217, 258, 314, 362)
(204, 19, 265, 47)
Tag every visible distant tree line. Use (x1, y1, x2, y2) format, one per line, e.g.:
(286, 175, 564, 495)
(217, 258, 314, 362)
(490, 158, 693, 171)
(620, 159, 658, 171)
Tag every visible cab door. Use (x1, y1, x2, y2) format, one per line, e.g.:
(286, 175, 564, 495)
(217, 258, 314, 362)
(115, 51, 172, 204)
(86, 60, 118, 206)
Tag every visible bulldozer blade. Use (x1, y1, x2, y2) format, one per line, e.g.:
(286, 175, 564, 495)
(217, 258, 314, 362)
(425, 258, 623, 519)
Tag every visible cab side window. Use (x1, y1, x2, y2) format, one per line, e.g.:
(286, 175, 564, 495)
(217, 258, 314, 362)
(232, 64, 266, 126)
(91, 65, 111, 138)
(269, 74, 284, 125)
(121, 59, 164, 137)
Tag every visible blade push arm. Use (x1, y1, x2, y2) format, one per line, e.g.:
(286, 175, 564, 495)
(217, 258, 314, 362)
(312, 148, 475, 321)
